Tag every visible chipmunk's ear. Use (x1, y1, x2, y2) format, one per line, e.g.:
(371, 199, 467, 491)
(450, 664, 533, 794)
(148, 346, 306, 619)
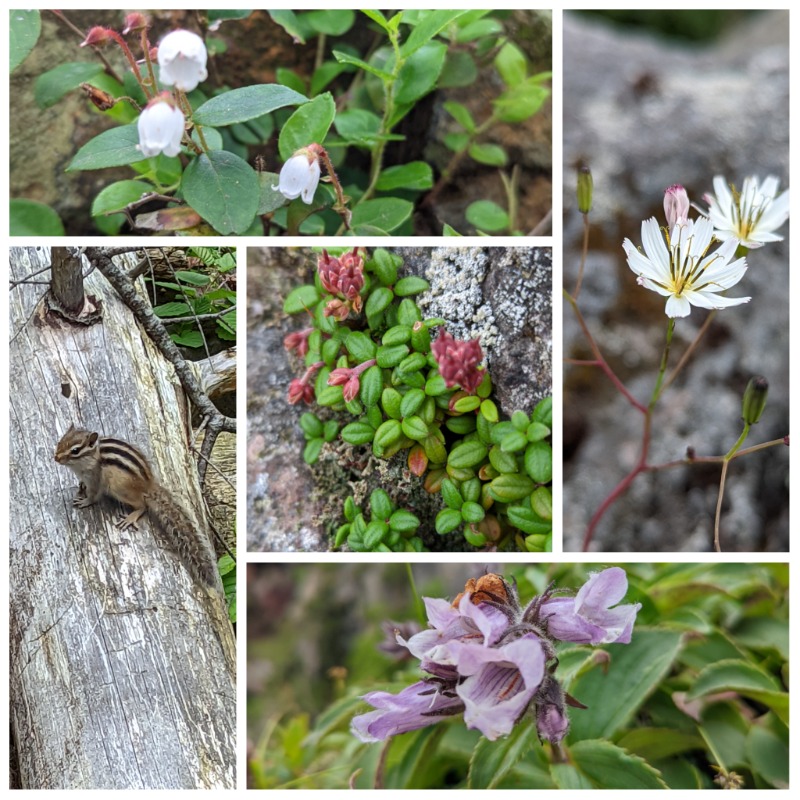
(88, 432, 99, 447)
(66, 422, 75, 434)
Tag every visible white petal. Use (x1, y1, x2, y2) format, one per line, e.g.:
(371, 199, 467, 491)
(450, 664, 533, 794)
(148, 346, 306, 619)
(664, 295, 691, 317)
(300, 160, 321, 204)
(640, 218, 670, 272)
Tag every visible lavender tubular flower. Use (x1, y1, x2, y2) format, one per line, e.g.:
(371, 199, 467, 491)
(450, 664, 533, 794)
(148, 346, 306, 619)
(351, 681, 464, 743)
(352, 570, 640, 746)
(541, 567, 641, 645)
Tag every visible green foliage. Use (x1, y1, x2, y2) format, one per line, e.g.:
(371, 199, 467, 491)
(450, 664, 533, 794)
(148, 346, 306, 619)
(334, 489, 423, 552)
(17, 10, 549, 235)
(146, 247, 237, 348)
(285, 248, 552, 551)
(248, 562, 788, 789)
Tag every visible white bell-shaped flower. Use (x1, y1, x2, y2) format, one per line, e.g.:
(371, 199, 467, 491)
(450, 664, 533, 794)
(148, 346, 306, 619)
(158, 29, 208, 92)
(276, 150, 322, 204)
(137, 98, 185, 158)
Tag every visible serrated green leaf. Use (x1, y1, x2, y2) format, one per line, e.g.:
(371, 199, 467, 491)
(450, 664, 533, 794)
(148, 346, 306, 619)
(562, 740, 668, 790)
(468, 720, 540, 789)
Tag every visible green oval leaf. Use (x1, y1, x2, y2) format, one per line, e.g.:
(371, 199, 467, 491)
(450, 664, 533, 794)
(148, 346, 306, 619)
(283, 284, 320, 314)
(9, 199, 64, 236)
(359, 365, 383, 408)
(394, 276, 430, 297)
(351, 198, 414, 235)
(67, 124, 148, 171)
(376, 344, 409, 368)
(435, 507, 463, 535)
(34, 61, 105, 109)
(466, 200, 509, 232)
(278, 92, 336, 160)
(341, 421, 376, 446)
(370, 488, 393, 521)
(182, 150, 259, 234)
(91, 179, 152, 217)
(488, 474, 534, 502)
(375, 161, 434, 192)
(448, 441, 488, 469)
(374, 419, 402, 448)
(193, 84, 307, 126)
(365, 286, 394, 317)
(10, 9, 41, 72)
(468, 142, 508, 167)
(344, 330, 377, 361)
(401, 415, 428, 442)
(525, 441, 552, 483)
(388, 509, 420, 533)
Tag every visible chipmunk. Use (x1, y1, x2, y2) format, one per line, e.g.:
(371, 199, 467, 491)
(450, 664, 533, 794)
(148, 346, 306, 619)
(54, 424, 218, 590)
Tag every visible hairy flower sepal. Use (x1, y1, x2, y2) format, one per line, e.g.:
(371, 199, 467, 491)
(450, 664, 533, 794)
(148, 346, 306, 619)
(328, 359, 377, 404)
(624, 216, 750, 318)
(137, 94, 185, 158)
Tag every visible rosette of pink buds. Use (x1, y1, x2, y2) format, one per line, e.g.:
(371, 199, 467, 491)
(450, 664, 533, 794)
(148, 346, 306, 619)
(431, 331, 485, 394)
(318, 249, 365, 309)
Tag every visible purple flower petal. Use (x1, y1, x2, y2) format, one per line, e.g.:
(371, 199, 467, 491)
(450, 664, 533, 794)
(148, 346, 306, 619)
(541, 567, 641, 644)
(446, 633, 546, 740)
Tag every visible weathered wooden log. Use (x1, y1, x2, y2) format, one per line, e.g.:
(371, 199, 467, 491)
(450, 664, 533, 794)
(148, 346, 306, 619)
(9, 246, 236, 789)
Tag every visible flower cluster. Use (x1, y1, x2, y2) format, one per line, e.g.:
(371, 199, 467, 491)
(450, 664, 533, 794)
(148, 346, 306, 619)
(318, 248, 365, 319)
(624, 177, 788, 318)
(282, 248, 553, 552)
(352, 568, 640, 743)
(80, 20, 208, 161)
(431, 331, 485, 394)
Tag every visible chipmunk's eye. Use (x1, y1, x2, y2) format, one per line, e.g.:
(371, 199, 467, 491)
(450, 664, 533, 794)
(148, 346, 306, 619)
(71, 446, 81, 455)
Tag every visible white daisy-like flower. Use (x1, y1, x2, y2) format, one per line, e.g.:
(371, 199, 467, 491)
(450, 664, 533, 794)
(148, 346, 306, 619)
(158, 29, 208, 92)
(274, 150, 321, 204)
(702, 175, 789, 249)
(623, 216, 750, 318)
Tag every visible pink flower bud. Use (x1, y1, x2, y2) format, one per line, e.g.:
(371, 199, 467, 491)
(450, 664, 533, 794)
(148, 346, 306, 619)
(431, 331, 484, 395)
(343, 376, 360, 403)
(288, 378, 313, 405)
(324, 299, 350, 321)
(122, 13, 149, 34)
(664, 184, 689, 228)
(318, 250, 341, 295)
(327, 368, 351, 387)
(81, 26, 113, 48)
